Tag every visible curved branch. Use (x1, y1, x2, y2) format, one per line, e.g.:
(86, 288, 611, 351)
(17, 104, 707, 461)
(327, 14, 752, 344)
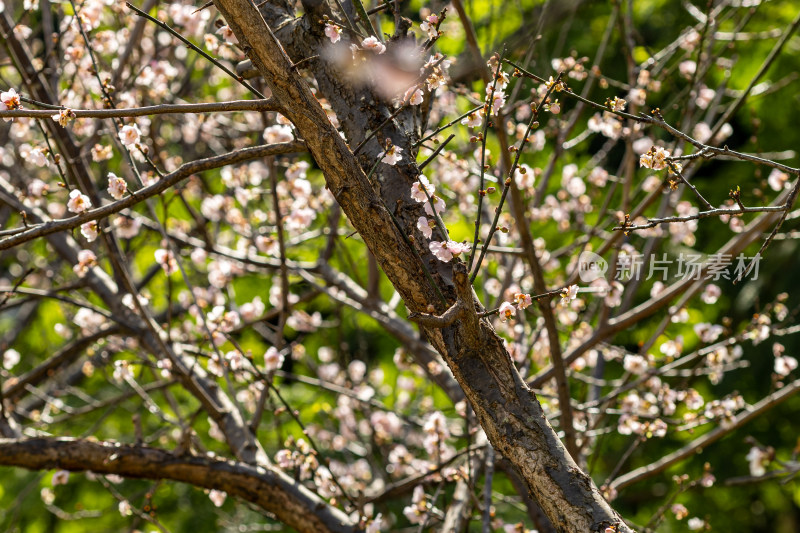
(0, 437, 356, 533)
(0, 99, 281, 119)
(0, 141, 306, 251)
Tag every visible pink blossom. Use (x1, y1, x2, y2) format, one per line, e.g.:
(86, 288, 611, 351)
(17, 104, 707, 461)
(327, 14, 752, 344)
(513, 292, 532, 310)
(28, 178, 48, 197)
(275, 449, 294, 469)
(608, 96, 627, 112)
(695, 86, 715, 109)
(679, 60, 696, 78)
(745, 447, 770, 476)
(67, 189, 91, 213)
(74, 308, 105, 333)
(687, 518, 705, 531)
(422, 411, 450, 454)
(629, 87, 647, 106)
(216, 25, 237, 44)
(499, 301, 516, 321)
(623, 354, 648, 375)
(671, 503, 689, 520)
(379, 144, 403, 165)
(361, 36, 386, 54)
(406, 86, 424, 105)
(403, 485, 429, 524)
(92, 143, 113, 162)
(417, 216, 434, 238)
(255, 235, 279, 256)
(429, 240, 470, 262)
(694, 323, 724, 343)
(285, 206, 316, 232)
(365, 514, 383, 533)
(411, 176, 434, 202)
(239, 296, 265, 321)
(0, 88, 20, 108)
(423, 195, 445, 216)
(461, 111, 483, 128)
(489, 90, 506, 115)
(429, 241, 453, 262)
(561, 284, 579, 302)
(588, 167, 608, 187)
(639, 146, 671, 170)
(324, 23, 342, 44)
(420, 14, 439, 39)
(445, 241, 471, 256)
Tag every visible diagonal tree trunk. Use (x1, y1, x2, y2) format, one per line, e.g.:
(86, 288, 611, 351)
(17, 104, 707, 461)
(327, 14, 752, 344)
(211, 0, 633, 531)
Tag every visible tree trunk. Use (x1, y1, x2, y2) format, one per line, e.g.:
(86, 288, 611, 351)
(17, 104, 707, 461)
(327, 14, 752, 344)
(211, 1, 632, 531)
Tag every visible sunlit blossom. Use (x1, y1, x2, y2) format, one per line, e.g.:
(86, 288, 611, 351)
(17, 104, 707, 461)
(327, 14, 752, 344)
(461, 111, 483, 128)
(118, 124, 141, 146)
(107, 172, 127, 199)
(118, 500, 132, 516)
(417, 216, 434, 238)
(420, 14, 439, 39)
(379, 144, 403, 165)
(361, 36, 386, 54)
(561, 284, 579, 302)
(0, 88, 22, 121)
(3, 348, 20, 370)
(51, 108, 75, 127)
(208, 489, 227, 507)
(216, 25, 237, 44)
(514, 292, 532, 310)
(80, 221, 99, 242)
(67, 189, 92, 213)
(411, 175, 434, 202)
(499, 301, 516, 321)
(423, 195, 445, 216)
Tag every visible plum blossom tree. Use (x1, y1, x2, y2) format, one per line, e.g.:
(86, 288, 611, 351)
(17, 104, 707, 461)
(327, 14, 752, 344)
(0, 1, 799, 532)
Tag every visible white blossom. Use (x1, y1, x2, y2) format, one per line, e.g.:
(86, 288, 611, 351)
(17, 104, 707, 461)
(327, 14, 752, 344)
(67, 189, 92, 213)
(118, 124, 141, 146)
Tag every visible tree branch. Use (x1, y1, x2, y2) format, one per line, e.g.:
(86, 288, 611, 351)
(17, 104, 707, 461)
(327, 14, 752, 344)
(0, 437, 356, 533)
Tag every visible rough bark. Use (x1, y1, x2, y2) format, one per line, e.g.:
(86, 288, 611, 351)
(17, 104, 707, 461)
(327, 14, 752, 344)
(211, 1, 633, 531)
(0, 437, 355, 533)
